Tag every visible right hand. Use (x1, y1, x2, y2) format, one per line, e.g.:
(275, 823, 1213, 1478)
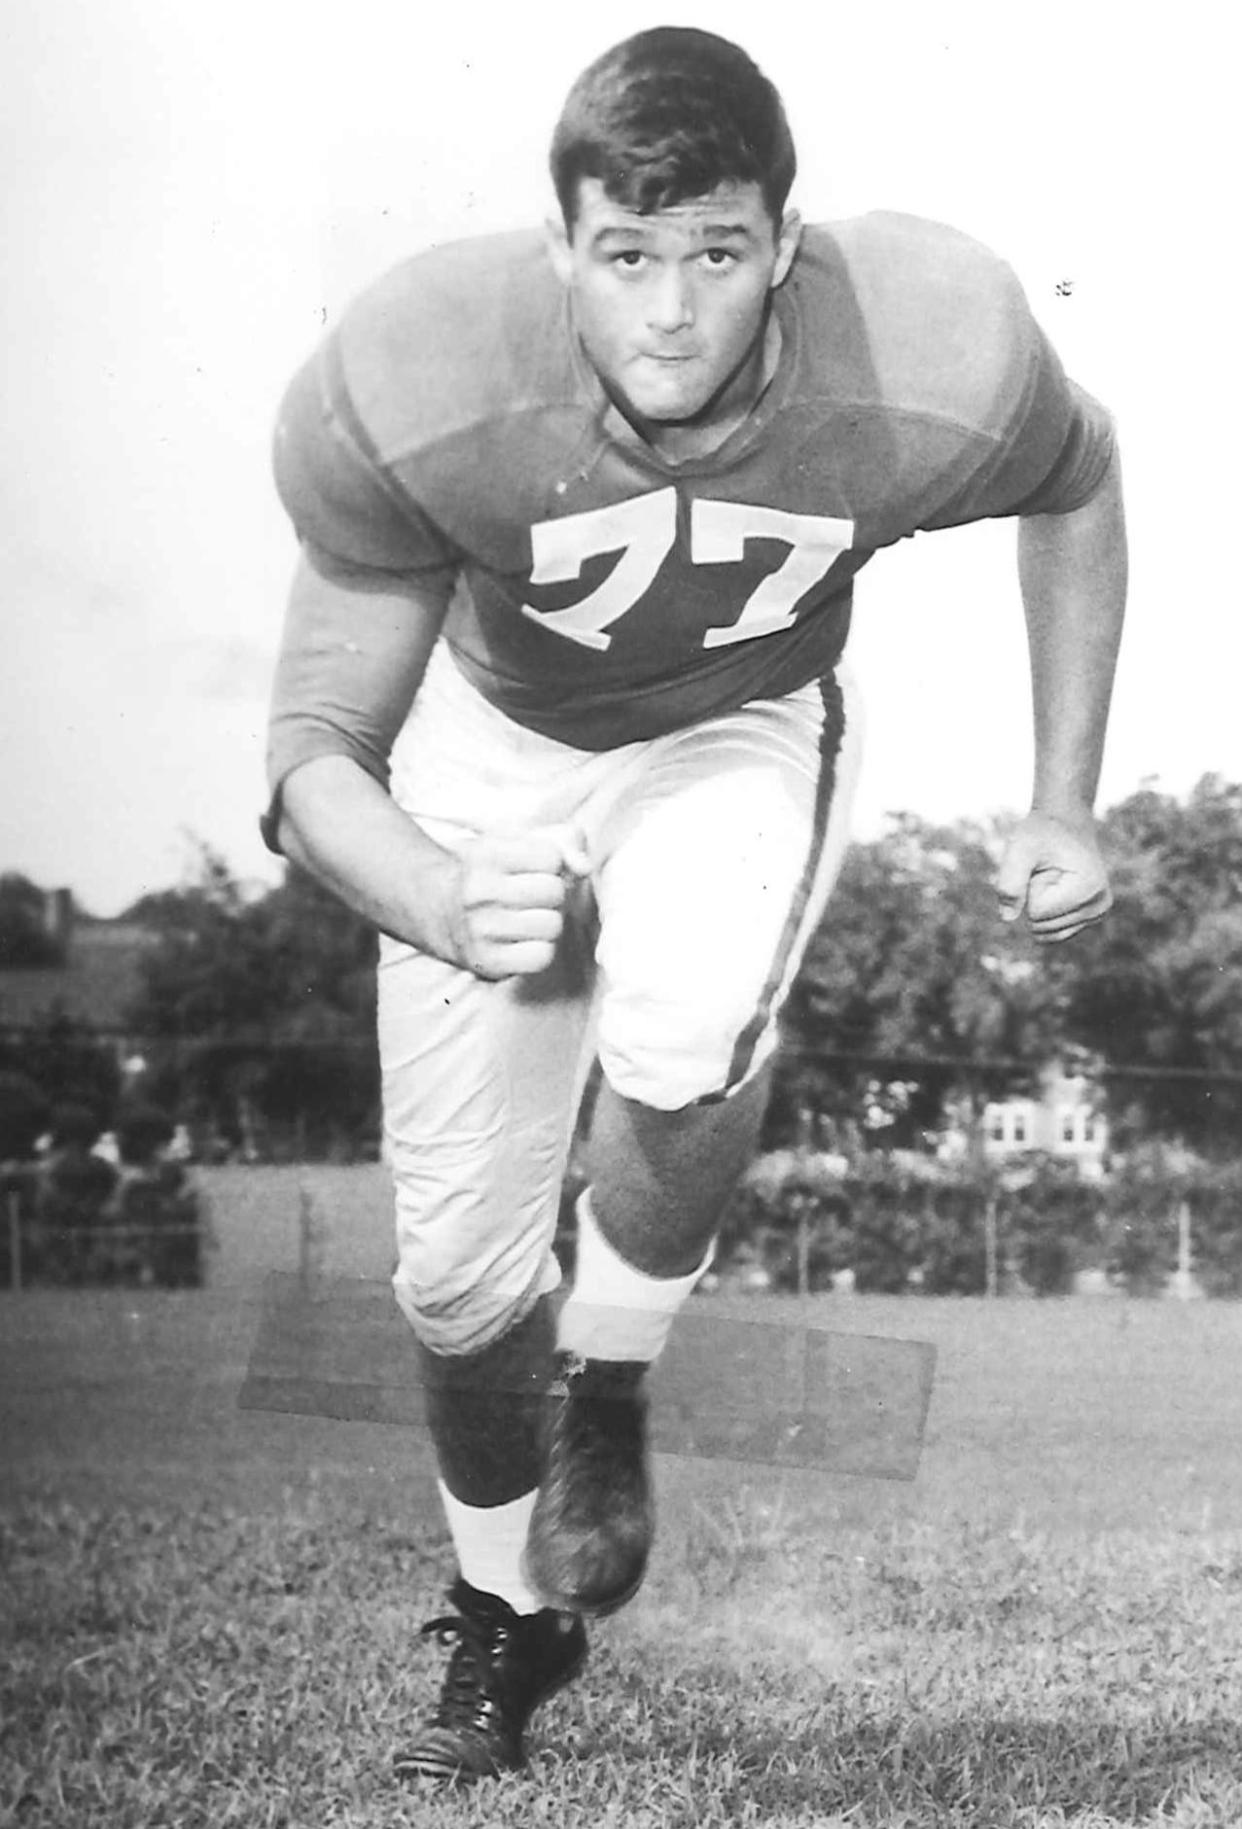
(447, 827, 590, 980)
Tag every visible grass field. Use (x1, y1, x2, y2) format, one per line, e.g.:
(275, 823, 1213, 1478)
(4, 1167, 1242, 1826)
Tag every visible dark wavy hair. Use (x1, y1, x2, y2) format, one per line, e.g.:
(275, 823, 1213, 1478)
(550, 28, 797, 229)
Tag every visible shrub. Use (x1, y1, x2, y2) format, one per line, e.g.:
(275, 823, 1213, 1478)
(108, 1165, 205, 1288)
(115, 1102, 175, 1167)
(841, 1158, 926, 1294)
(727, 1151, 1112, 1299)
(723, 1149, 850, 1293)
(0, 1071, 50, 1161)
(1001, 1156, 1105, 1296)
(1102, 1147, 1184, 1294)
(1182, 1160, 1242, 1297)
(920, 1178, 991, 1295)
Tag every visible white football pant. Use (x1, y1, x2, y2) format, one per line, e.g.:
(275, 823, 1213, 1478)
(379, 641, 862, 1355)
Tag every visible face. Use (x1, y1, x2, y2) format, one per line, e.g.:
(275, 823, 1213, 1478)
(547, 178, 800, 439)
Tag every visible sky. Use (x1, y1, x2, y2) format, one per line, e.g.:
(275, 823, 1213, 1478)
(2, 0, 1237, 915)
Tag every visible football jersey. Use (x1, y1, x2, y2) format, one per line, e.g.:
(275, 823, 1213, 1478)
(270, 212, 1113, 772)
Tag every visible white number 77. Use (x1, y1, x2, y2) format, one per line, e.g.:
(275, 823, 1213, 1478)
(694, 500, 855, 648)
(522, 488, 853, 653)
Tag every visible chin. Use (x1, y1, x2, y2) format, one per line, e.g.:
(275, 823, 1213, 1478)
(629, 385, 712, 427)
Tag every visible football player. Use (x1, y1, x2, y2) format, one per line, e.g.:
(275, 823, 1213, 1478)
(264, 25, 1126, 1787)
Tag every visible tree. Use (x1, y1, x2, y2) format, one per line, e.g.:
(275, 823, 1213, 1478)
(1049, 776, 1242, 1150)
(128, 851, 377, 1037)
(0, 1071, 50, 1161)
(125, 848, 380, 1156)
(781, 813, 1067, 1147)
(0, 1016, 122, 1134)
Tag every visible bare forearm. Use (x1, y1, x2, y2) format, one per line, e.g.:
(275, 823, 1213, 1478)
(1017, 448, 1128, 822)
(278, 756, 462, 959)
(278, 755, 585, 980)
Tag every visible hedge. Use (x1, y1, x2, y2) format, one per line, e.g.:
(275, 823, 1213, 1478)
(721, 1147, 1242, 1297)
(1, 1158, 205, 1290)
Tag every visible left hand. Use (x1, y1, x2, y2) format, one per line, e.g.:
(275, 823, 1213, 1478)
(995, 810, 1112, 943)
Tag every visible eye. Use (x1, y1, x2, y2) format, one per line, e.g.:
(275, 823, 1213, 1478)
(702, 247, 739, 269)
(611, 249, 647, 270)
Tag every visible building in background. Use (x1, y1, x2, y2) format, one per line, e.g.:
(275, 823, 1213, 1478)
(940, 1064, 1109, 1178)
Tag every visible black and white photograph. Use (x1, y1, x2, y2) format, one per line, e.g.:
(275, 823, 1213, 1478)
(3, 3, 1239, 1823)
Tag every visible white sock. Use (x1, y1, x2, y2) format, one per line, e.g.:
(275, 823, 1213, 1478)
(557, 1190, 714, 1363)
(436, 1481, 543, 1615)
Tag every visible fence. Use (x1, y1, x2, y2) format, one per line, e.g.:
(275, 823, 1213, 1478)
(2, 1169, 205, 1291)
(7, 1145, 1242, 1302)
(726, 1149, 1242, 1299)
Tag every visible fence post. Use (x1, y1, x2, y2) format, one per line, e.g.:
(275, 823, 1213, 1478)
(298, 1181, 322, 1295)
(984, 1194, 999, 1299)
(1171, 1199, 1195, 1301)
(7, 1190, 21, 1293)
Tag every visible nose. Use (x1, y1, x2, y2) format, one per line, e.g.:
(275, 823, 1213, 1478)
(646, 264, 694, 334)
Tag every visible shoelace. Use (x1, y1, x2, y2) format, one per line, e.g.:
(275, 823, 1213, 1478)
(420, 1611, 508, 1730)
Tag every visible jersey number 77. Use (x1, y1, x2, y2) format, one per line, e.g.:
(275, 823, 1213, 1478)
(522, 487, 854, 652)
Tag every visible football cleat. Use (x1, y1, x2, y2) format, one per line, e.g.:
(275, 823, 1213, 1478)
(393, 1577, 587, 1786)
(524, 1351, 655, 1616)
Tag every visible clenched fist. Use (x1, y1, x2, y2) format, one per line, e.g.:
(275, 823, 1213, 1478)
(995, 810, 1112, 943)
(448, 827, 591, 979)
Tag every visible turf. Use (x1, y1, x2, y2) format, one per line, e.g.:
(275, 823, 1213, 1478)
(4, 1495, 1242, 1827)
(6, 1283, 1242, 1535)
(6, 1164, 1242, 1824)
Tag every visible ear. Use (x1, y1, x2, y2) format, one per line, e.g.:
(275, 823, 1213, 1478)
(544, 214, 574, 285)
(772, 209, 802, 288)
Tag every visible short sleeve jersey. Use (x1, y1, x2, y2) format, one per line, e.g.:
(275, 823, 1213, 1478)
(272, 211, 1113, 759)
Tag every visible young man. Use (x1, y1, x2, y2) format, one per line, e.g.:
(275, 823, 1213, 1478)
(265, 26, 1126, 1787)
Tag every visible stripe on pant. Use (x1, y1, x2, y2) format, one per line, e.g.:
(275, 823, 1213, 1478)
(709, 673, 846, 1102)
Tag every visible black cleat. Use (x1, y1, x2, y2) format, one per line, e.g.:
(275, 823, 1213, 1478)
(393, 1577, 587, 1787)
(524, 1351, 655, 1617)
